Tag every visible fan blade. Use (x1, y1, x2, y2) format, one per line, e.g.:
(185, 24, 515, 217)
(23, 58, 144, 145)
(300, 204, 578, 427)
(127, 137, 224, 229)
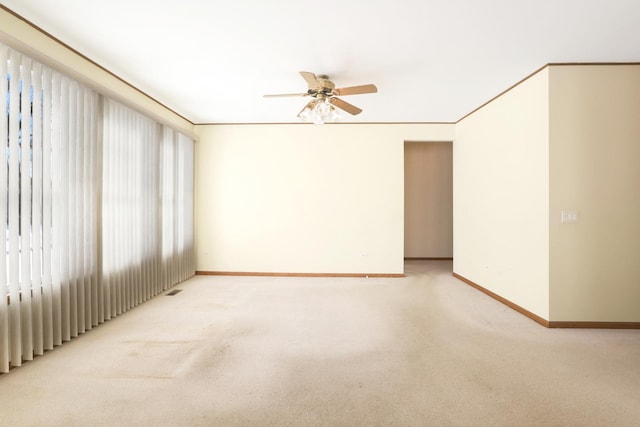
(333, 84, 378, 96)
(298, 99, 319, 117)
(263, 93, 308, 98)
(328, 97, 362, 115)
(300, 71, 322, 89)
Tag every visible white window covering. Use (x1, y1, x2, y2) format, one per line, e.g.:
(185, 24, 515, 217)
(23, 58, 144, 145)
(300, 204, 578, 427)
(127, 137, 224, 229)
(0, 46, 99, 370)
(1, 44, 195, 373)
(102, 99, 159, 318)
(161, 127, 195, 287)
(101, 99, 195, 318)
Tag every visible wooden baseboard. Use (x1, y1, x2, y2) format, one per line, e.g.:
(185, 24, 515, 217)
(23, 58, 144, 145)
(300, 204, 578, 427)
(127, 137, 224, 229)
(452, 273, 640, 329)
(196, 271, 405, 278)
(405, 257, 453, 261)
(547, 321, 640, 329)
(452, 273, 549, 327)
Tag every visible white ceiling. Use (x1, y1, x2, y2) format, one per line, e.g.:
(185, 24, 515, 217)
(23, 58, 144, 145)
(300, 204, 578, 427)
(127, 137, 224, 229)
(2, 0, 639, 124)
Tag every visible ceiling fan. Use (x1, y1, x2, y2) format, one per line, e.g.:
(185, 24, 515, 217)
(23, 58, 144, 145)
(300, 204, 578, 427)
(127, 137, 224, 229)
(264, 71, 377, 122)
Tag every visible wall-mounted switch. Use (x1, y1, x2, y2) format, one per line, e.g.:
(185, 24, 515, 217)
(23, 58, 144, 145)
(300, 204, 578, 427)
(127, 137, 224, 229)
(561, 210, 579, 223)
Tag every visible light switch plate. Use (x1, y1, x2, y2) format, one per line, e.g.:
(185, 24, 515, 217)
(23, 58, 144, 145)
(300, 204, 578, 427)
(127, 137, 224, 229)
(561, 210, 579, 223)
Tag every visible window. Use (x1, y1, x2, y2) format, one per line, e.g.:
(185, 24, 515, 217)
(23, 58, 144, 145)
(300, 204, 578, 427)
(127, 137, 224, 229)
(0, 43, 195, 373)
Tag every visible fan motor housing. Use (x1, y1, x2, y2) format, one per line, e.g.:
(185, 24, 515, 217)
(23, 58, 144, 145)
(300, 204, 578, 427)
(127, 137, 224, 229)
(316, 75, 335, 91)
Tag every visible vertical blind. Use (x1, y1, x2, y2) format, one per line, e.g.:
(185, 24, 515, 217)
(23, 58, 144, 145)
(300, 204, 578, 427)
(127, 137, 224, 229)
(0, 43, 195, 373)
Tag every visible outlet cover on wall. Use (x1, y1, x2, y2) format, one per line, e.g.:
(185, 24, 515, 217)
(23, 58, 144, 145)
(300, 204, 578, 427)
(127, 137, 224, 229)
(561, 210, 579, 223)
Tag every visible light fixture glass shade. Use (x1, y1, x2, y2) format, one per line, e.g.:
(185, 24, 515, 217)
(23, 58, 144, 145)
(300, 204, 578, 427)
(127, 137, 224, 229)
(299, 105, 312, 121)
(301, 98, 340, 124)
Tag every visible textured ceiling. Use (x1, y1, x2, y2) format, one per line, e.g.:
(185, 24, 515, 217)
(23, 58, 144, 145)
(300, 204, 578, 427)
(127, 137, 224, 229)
(2, 0, 639, 124)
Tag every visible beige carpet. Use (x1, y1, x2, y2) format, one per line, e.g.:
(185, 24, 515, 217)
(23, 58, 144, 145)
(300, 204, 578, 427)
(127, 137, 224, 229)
(1, 260, 639, 426)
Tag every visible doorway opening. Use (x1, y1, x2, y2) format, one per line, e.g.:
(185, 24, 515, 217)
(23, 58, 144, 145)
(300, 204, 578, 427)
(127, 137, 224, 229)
(404, 141, 453, 260)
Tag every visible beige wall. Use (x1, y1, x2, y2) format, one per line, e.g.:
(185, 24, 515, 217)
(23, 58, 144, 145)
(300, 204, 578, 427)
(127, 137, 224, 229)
(404, 141, 453, 258)
(195, 123, 454, 274)
(0, 7, 194, 138)
(549, 65, 640, 322)
(454, 69, 550, 319)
